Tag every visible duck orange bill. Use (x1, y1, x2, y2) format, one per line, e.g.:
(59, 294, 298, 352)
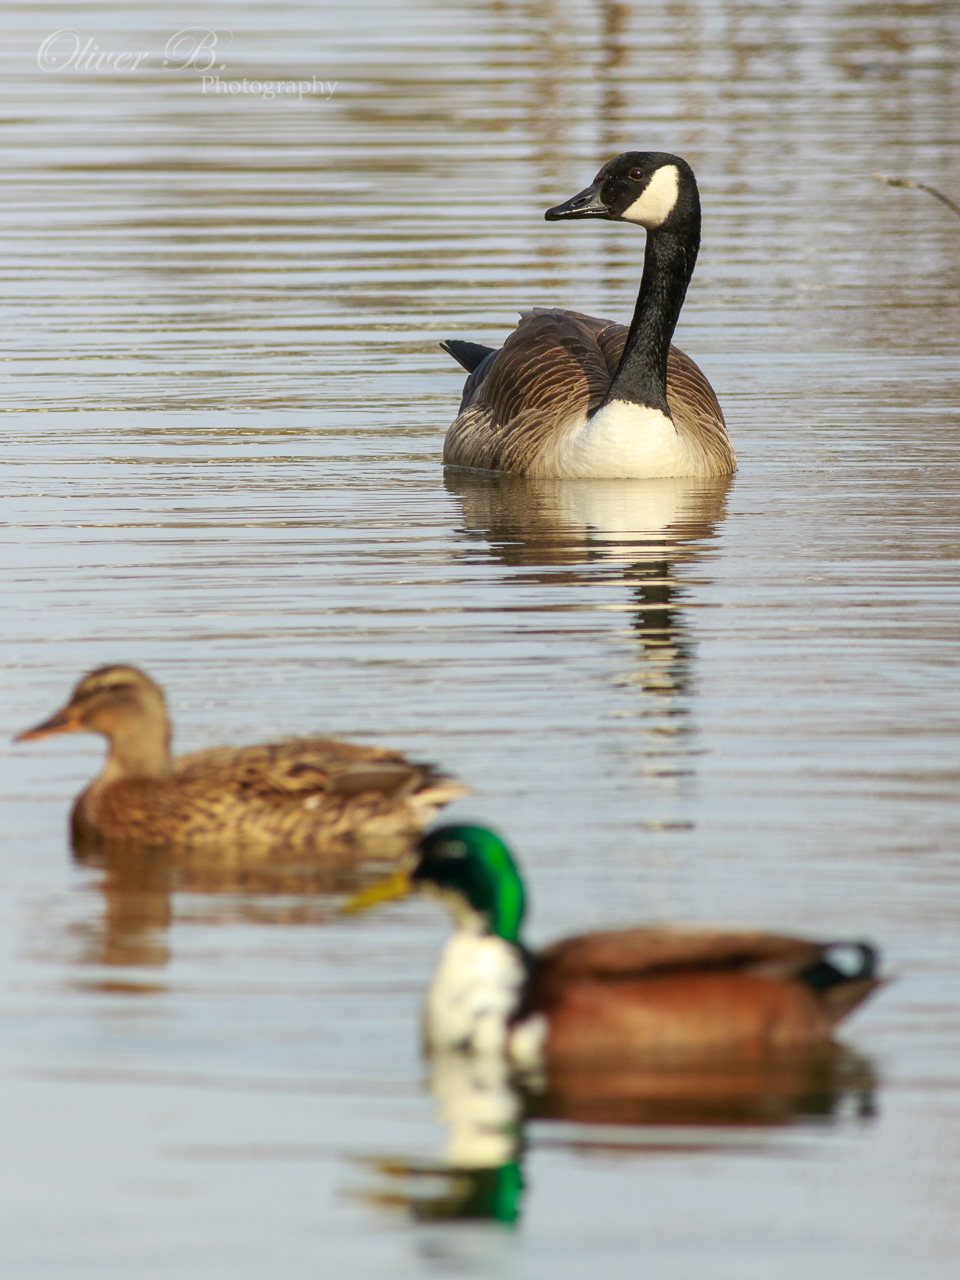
(14, 708, 84, 742)
(339, 868, 413, 915)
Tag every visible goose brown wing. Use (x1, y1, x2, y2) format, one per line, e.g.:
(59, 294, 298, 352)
(444, 308, 733, 473)
(450, 309, 724, 433)
(666, 346, 726, 432)
(444, 310, 617, 471)
(466, 309, 614, 424)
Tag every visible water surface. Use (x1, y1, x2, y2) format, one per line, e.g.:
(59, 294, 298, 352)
(1, 1, 959, 1276)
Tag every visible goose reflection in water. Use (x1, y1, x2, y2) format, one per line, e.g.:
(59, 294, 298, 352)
(446, 471, 731, 703)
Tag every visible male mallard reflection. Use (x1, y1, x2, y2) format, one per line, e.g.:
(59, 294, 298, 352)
(527, 1040, 877, 1129)
(359, 1052, 524, 1224)
(360, 1041, 875, 1225)
(447, 473, 729, 699)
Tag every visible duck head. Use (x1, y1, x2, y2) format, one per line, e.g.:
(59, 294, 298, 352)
(345, 825, 527, 943)
(15, 665, 173, 779)
(415, 826, 526, 941)
(544, 150, 698, 232)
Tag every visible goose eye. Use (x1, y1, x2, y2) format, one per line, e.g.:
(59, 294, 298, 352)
(628, 167, 645, 182)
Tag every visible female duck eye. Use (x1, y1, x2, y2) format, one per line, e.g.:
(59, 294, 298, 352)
(629, 167, 645, 182)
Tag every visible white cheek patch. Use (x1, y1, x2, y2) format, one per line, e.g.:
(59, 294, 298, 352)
(620, 164, 680, 229)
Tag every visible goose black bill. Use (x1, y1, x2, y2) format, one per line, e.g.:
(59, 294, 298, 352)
(544, 182, 610, 221)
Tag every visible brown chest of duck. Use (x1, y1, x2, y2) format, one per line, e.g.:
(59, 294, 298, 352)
(441, 152, 736, 479)
(15, 666, 466, 855)
(348, 826, 884, 1074)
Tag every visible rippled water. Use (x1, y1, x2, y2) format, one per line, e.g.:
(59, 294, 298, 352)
(1, 1, 959, 1276)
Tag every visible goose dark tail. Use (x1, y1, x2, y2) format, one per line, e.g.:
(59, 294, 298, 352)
(440, 340, 497, 374)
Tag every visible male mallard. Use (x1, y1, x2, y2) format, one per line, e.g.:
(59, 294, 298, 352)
(15, 666, 466, 853)
(350, 826, 883, 1068)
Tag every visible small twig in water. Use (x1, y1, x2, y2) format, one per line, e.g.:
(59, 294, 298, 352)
(873, 172, 960, 220)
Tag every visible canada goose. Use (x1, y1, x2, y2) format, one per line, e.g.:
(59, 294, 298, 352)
(348, 826, 883, 1068)
(15, 666, 466, 853)
(441, 152, 736, 479)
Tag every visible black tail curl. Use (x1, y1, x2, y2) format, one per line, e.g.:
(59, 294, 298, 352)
(440, 339, 496, 374)
(802, 942, 878, 992)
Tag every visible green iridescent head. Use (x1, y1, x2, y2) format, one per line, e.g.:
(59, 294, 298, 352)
(414, 826, 526, 943)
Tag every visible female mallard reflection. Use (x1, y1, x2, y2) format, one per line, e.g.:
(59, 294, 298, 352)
(446, 472, 730, 700)
(72, 842, 388, 973)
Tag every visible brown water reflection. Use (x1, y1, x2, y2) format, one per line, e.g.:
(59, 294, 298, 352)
(2, 0, 959, 1275)
(531, 1042, 877, 1129)
(361, 1041, 876, 1225)
(448, 472, 730, 702)
(72, 842, 387, 971)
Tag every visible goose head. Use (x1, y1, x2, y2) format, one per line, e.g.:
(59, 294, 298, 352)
(545, 151, 698, 232)
(15, 664, 174, 779)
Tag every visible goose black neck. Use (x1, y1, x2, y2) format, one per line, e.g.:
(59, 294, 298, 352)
(603, 216, 700, 414)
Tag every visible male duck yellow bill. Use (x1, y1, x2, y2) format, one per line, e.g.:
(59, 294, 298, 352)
(15, 665, 466, 854)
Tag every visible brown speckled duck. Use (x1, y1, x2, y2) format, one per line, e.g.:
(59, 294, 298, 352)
(15, 665, 467, 854)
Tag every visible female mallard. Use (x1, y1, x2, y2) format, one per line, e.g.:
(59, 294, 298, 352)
(350, 826, 883, 1067)
(15, 666, 466, 853)
(441, 152, 736, 479)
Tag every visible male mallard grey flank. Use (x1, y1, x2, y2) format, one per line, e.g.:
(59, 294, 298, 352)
(441, 152, 736, 479)
(351, 826, 883, 1068)
(15, 666, 466, 853)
